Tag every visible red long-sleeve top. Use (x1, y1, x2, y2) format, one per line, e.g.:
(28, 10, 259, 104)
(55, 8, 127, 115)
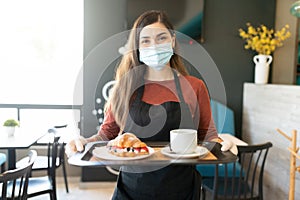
(97, 75, 218, 141)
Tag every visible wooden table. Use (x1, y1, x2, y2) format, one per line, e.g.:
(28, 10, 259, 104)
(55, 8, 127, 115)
(68, 141, 237, 167)
(0, 127, 47, 169)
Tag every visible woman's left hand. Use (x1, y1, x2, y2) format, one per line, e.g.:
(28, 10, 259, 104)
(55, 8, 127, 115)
(220, 139, 238, 155)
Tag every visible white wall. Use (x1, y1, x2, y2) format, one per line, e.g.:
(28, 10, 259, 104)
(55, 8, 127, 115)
(242, 83, 300, 199)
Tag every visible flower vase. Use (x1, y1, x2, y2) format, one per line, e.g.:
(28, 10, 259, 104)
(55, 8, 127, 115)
(253, 54, 273, 84)
(4, 127, 15, 137)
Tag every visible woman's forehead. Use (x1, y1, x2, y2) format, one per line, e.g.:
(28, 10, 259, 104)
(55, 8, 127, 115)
(139, 22, 170, 38)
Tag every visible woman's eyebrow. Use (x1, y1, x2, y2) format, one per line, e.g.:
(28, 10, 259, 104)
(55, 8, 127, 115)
(156, 32, 168, 37)
(140, 31, 168, 39)
(140, 35, 151, 39)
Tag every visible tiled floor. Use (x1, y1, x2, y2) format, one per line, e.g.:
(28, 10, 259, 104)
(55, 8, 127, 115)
(30, 177, 116, 200)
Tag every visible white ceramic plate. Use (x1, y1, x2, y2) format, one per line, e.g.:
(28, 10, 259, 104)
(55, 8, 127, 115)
(161, 146, 209, 159)
(92, 146, 155, 161)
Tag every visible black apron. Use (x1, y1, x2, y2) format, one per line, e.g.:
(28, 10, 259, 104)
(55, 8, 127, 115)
(112, 71, 201, 200)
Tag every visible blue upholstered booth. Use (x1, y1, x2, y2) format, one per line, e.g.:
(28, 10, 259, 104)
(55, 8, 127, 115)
(209, 99, 235, 135)
(196, 100, 242, 177)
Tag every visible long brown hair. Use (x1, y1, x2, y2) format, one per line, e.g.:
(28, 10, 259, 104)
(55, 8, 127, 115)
(107, 10, 188, 131)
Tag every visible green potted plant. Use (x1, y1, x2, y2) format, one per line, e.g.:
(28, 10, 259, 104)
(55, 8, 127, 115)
(3, 119, 19, 137)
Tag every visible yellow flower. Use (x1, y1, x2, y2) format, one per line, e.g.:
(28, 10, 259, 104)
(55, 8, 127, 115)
(238, 23, 291, 55)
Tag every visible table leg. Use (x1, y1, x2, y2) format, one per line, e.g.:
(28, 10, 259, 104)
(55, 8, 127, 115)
(7, 149, 16, 170)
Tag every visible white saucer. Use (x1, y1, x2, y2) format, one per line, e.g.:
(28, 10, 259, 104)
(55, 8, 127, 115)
(161, 146, 209, 159)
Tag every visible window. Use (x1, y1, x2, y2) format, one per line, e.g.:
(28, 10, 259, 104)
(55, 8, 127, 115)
(0, 0, 83, 131)
(20, 109, 80, 142)
(0, 0, 83, 105)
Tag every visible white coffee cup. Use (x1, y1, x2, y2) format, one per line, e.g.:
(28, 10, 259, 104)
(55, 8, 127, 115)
(170, 129, 197, 154)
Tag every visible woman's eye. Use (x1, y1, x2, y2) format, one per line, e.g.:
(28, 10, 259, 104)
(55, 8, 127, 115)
(158, 36, 167, 41)
(140, 39, 150, 44)
(157, 36, 168, 44)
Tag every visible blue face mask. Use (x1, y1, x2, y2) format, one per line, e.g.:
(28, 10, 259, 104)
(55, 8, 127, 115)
(139, 42, 174, 71)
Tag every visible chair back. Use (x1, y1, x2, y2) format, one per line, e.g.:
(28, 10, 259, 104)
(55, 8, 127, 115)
(47, 136, 60, 184)
(204, 142, 273, 200)
(237, 142, 273, 200)
(0, 150, 37, 200)
(46, 127, 65, 169)
(20, 137, 60, 200)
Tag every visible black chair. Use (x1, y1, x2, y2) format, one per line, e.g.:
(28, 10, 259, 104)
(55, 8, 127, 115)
(18, 136, 60, 200)
(0, 153, 6, 173)
(0, 150, 37, 200)
(31, 126, 69, 193)
(201, 142, 273, 200)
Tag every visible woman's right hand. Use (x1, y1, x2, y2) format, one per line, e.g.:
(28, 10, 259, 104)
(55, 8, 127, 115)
(65, 136, 88, 157)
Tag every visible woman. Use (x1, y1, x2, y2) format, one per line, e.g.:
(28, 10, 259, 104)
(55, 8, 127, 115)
(67, 10, 223, 199)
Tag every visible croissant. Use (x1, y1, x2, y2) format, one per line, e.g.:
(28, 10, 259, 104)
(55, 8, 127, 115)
(106, 133, 149, 157)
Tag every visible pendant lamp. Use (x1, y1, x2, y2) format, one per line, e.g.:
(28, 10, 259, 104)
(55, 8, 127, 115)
(290, 1, 300, 17)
